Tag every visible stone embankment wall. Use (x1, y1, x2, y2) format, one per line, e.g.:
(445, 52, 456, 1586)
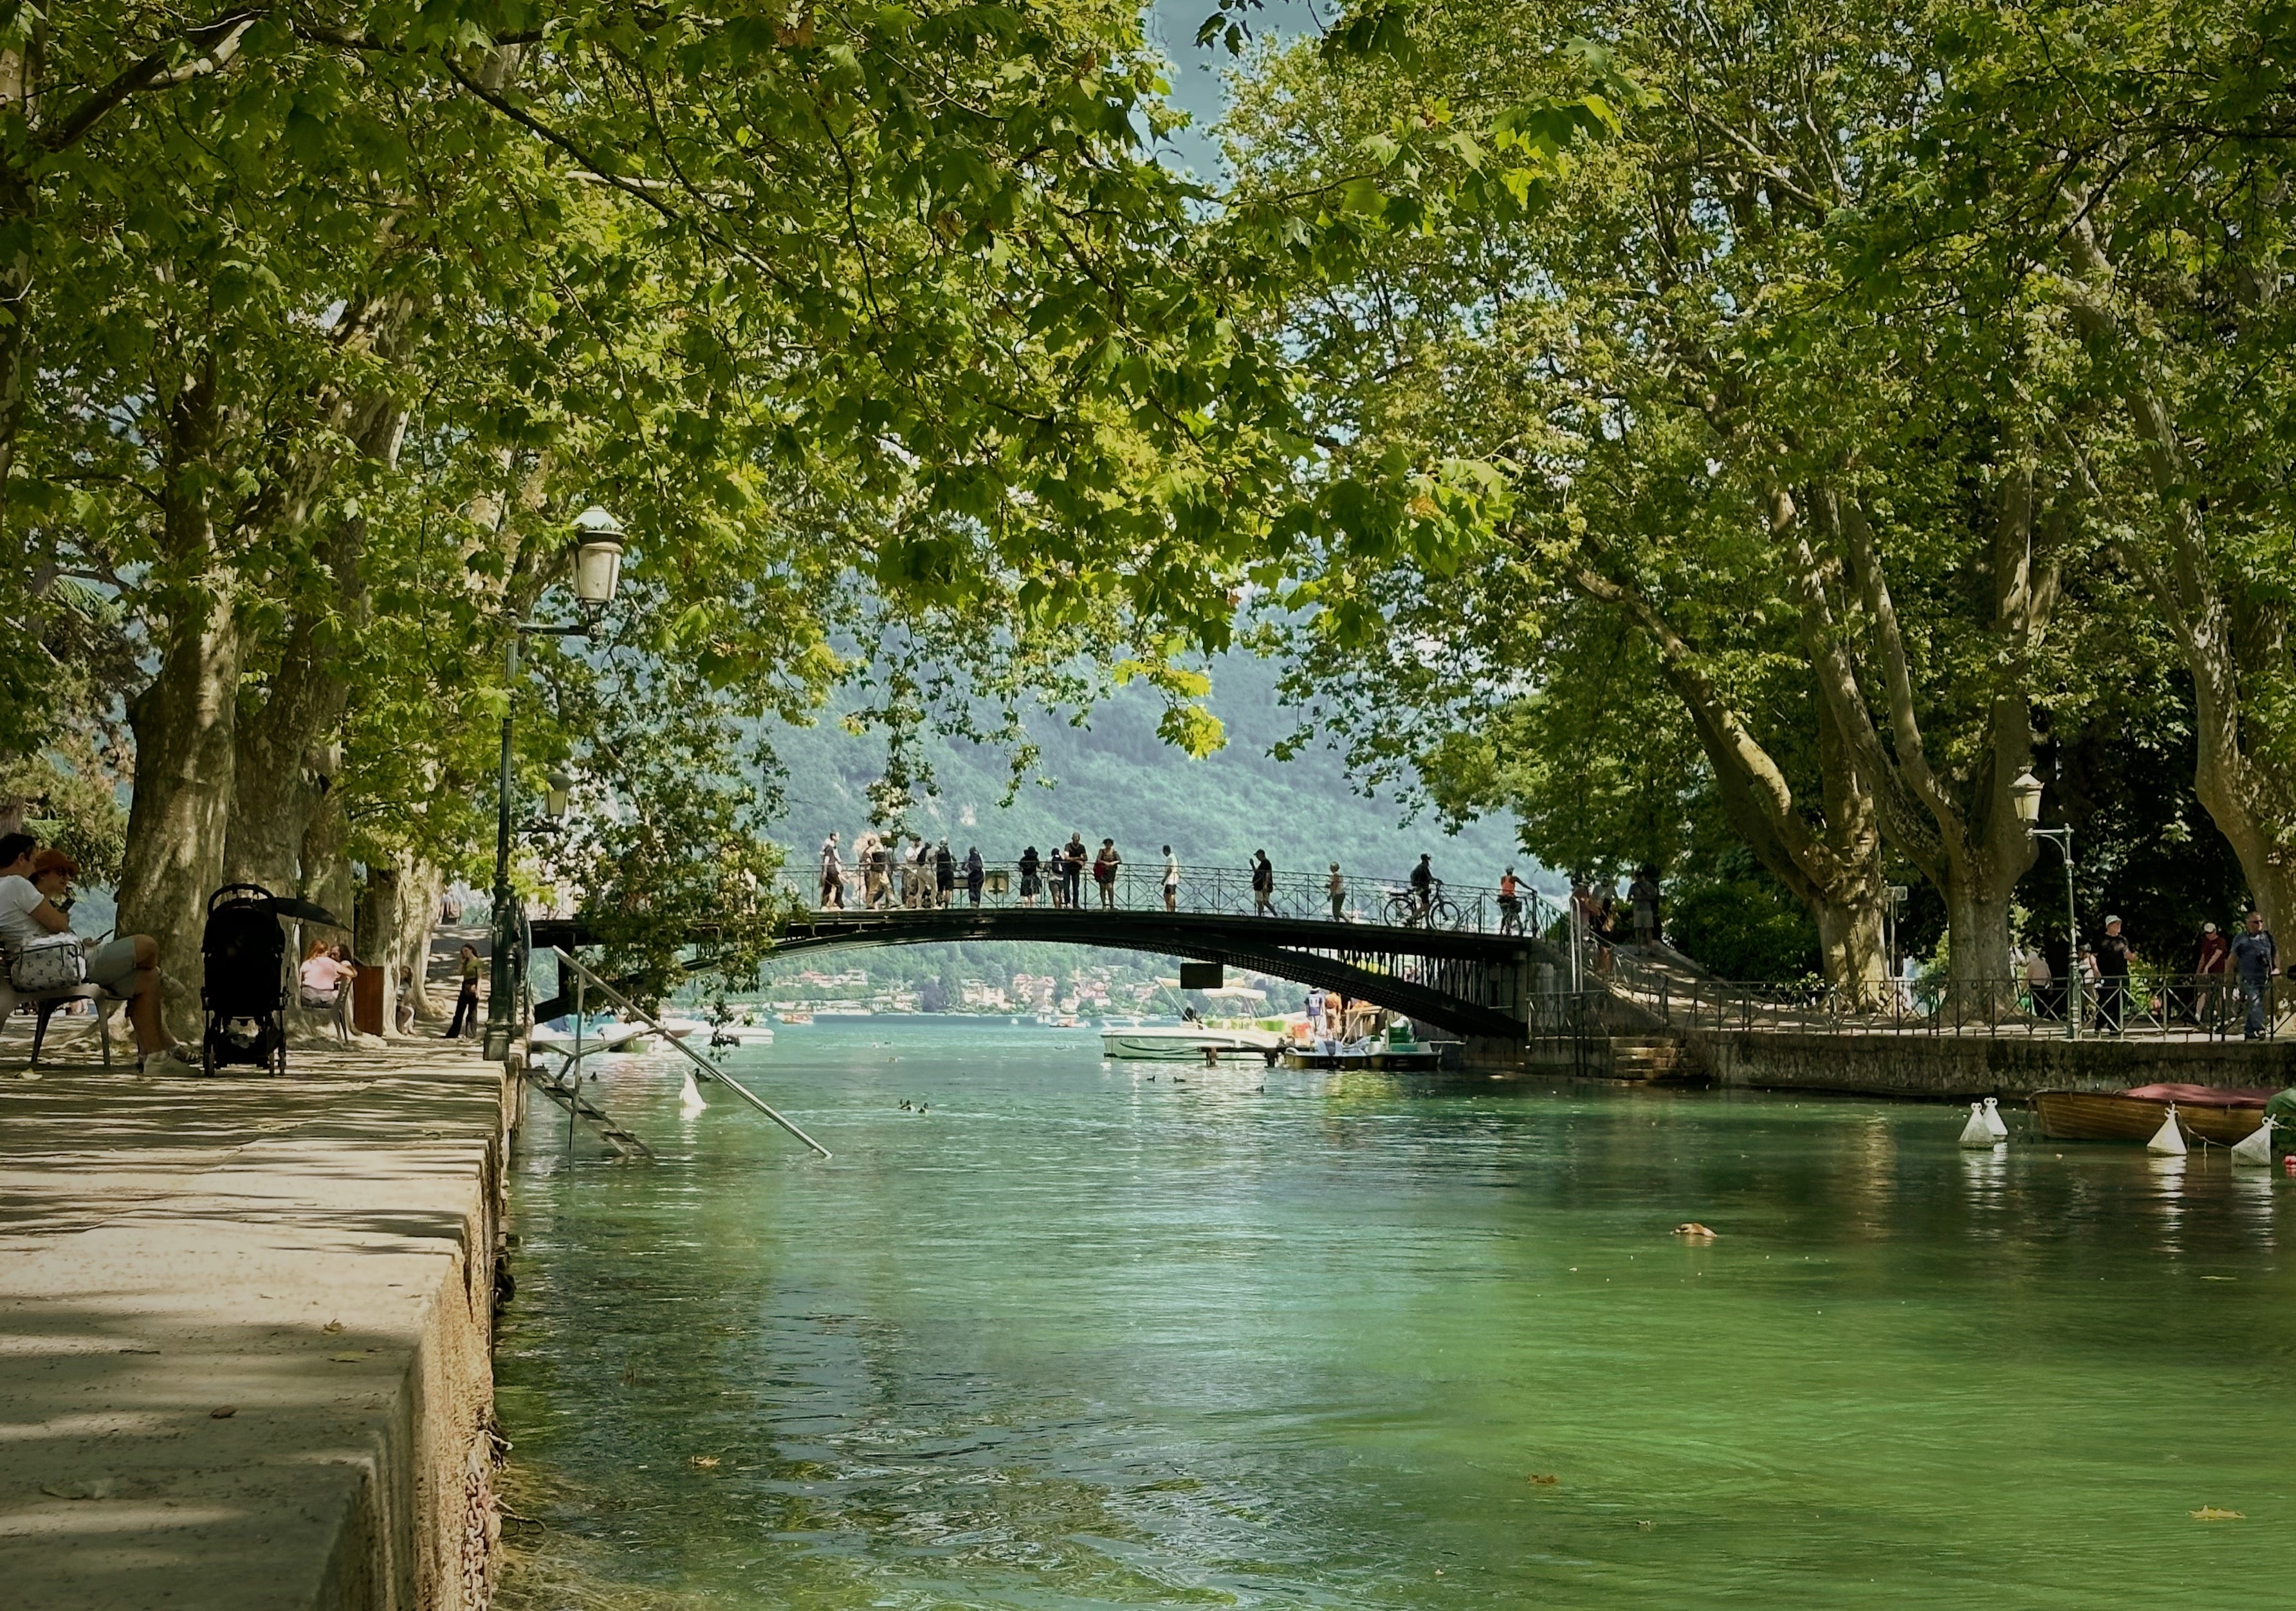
(1460, 1026, 2296, 1098)
(1684, 1029, 2296, 1098)
(0, 1044, 517, 1611)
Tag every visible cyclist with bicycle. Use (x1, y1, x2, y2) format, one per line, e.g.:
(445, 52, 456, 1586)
(1498, 866, 1524, 935)
(1408, 854, 1435, 923)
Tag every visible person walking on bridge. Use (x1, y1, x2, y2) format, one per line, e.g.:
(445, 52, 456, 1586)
(964, 846, 985, 907)
(867, 834, 891, 909)
(1162, 845, 1180, 912)
(1063, 834, 1088, 909)
(1328, 862, 1346, 921)
(818, 833, 845, 909)
(1094, 839, 1121, 908)
(1251, 850, 1276, 917)
(1018, 846, 1043, 907)
(935, 840, 955, 908)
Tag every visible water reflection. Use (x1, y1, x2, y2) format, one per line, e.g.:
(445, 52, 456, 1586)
(496, 1024, 2296, 1610)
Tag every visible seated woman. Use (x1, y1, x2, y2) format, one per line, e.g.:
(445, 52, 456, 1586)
(0, 837, 195, 1073)
(299, 938, 353, 1007)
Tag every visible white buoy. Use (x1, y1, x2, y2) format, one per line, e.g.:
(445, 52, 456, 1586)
(1959, 1102, 1998, 1149)
(2146, 1104, 2187, 1157)
(2232, 1116, 2275, 1168)
(1983, 1097, 2008, 1141)
(679, 1069, 708, 1113)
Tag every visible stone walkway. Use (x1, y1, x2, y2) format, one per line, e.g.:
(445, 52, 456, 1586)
(0, 1037, 511, 1610)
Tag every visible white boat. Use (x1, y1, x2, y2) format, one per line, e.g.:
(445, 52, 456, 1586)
(1101, 1025, 1287, 1062)
(777, 1009, 814, 1025)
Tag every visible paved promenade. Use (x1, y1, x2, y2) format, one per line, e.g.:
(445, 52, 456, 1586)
(0, 1038, 513, 1611)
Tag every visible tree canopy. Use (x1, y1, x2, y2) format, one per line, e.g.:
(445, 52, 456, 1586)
(1223, 0, 2296, 987)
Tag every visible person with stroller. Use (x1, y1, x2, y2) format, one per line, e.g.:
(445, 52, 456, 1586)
(0, 836, 193, 1072)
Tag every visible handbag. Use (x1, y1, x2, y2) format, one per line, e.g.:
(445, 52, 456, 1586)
(10, 932, 88, 993)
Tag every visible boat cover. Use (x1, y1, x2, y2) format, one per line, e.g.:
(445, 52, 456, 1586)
(2120, 1083, 2279, 1108)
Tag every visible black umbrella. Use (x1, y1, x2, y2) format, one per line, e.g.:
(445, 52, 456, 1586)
(270, 896, 345, 927)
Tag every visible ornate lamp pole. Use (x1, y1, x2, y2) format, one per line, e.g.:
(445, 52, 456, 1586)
(2010, 769, 2077, 1042)
(484, 508, 625, 1060)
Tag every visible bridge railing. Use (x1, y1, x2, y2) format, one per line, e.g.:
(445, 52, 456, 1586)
(1604, 950, 2290, 1041)
(792, 854, 1570, 939)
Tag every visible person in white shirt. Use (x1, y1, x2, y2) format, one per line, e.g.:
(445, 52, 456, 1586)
(0, 836, 192, 1072)
(1162, 845, 1180, 912)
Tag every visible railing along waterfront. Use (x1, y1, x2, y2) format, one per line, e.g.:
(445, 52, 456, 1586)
(1603, 950, 2291, 1042)
(799, 856, 1572, 940)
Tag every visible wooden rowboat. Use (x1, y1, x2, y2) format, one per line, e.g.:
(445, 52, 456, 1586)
(2032, 1085, 2275, 1145)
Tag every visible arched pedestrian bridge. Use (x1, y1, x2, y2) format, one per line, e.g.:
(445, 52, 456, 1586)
(533, 863, 1572, 1042)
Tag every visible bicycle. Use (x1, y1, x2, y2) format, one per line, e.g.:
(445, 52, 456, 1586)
(1381, 883, 1460, 930)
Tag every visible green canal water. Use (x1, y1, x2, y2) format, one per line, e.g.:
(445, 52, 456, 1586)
(495, 1020, 2296, 1608)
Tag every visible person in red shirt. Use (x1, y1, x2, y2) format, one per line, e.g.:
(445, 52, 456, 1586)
(2195, 921, 2232, 1029)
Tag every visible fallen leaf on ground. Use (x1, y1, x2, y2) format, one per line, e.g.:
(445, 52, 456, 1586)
(210, 1406, 236, 1419)
(2192, 1506, 2244, 1521)
(1527, 1474, 1559, 1486)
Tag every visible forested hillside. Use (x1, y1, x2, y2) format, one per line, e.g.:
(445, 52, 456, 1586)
(762, 652, 1527, 890)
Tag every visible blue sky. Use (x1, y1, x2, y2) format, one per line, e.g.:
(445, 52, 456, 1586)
(1143, 0, 1325, 183)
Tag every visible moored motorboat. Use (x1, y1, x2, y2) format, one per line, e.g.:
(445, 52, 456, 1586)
(2032, 1084, 2277, 1145)
(1101, 1025, 1285, 1062)
(1281, 1042, 1372, 1070)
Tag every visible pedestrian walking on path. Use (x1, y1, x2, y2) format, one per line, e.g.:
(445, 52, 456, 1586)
(1629, 865, 1662, 945)
(2094, 916, 2135, 1033)
(1018, 846, 1043, 907)
(2232, 910, 2278, 1040)
(935, 840, 955, 908)
(448, 943, 482, 1038)
(1251, 850, 1276, 916)
(964, 846, 985, 907)
(2195, 921, 2231, 1027)
(1328, 862, 1346, 921)
(1162, 846, 1180, 912)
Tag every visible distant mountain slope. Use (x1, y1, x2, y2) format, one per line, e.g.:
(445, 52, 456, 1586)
(762, 652, 1526, 888)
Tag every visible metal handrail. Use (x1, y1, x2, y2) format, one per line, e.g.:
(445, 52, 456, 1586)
(1601, 954, 2288, 1042)
(793, 855, 1571, 940)
(545, 946, 832, 1158)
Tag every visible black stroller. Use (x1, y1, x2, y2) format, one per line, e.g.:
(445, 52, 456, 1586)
(201, 884, 289, 1076)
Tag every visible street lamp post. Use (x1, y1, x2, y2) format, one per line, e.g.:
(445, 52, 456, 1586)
(2010, 769, 2078, 1042)
(484, 508, 625, 1061)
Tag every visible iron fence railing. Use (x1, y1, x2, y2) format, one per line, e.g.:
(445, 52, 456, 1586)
(793, 856, 1573, 940)
(1605, 953, 2291, 1042)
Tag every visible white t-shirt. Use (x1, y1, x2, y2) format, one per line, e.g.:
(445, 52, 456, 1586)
(0, 874, 50, 953)
(1163, 852, 1179, 887)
